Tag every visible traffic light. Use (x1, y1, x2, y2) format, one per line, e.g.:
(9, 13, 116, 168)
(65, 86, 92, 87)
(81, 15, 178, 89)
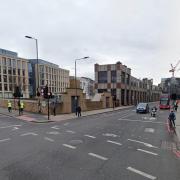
(43, 85, 48, 99)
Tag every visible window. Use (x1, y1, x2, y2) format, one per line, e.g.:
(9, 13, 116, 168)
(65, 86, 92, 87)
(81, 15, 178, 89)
(3, 67, 7, 74)
(0, 84, 2, 91)
(13, 69, 16, 75)
(98, 71, 107, 83)
(9, 84, 12, 91)
(111, 70, 116, 83)
(22, 70, 25, 76)
(2, 57, 6, 66)
(121, 72, 125, 84)
(18, 69, 20, 76)
(17, 61, 21, 69)
(7, 58, 11, 66)
(12, 59, 16, 67)
(8, 67, 12, 75)
(22, 62, 26, 69)
(3, 75, 7, 82)
(9, 76, 12, 83)
(4, 84, 8, 91)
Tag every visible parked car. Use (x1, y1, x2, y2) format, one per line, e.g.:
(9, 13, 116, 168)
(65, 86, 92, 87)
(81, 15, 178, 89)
(136, 103, 149, 113)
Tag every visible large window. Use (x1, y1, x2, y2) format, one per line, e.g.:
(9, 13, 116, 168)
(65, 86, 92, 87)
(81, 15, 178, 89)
(121, 72, 125, 84)
(111, 70, 116, 83)
(98, 71, 107, 83)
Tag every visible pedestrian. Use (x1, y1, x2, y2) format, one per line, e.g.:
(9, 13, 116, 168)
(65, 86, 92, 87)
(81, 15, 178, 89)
(53, 102, 56, 116)
(168, 109, 176, 128)
(7, 100, 12, 113)
(77, 106, 81, 117)
(20, 101, 24, 115)
(174, 101, 178, 112)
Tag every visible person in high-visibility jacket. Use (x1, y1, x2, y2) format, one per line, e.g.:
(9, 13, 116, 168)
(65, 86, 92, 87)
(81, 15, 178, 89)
(20, 101, 24, 115)
(7, 101, 12, 113)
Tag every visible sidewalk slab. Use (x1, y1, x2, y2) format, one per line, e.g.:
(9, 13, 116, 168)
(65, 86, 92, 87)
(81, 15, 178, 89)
(175, 110, 180, 141)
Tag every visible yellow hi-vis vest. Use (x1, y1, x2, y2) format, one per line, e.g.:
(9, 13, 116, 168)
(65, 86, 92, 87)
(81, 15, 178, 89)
(20, 102, 24, 108)
(8, 102, 12, 108)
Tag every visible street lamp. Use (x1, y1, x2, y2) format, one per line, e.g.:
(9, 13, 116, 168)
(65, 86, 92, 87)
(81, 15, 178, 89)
(75, 56, 89, 114)
(25, 35, 41, 113)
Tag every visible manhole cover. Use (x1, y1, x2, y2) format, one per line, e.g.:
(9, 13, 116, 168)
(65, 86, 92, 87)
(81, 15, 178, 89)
(69, 140, 83, 145)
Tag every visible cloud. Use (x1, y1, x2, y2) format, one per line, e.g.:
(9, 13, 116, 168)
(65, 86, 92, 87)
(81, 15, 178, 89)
(0, 0, 180, 84)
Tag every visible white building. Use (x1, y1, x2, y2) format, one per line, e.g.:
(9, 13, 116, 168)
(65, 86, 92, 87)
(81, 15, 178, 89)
(80, 77, 94, 99)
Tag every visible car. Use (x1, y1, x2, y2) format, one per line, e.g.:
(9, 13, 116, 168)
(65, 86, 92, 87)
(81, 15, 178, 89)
(136, 103, 149, 113)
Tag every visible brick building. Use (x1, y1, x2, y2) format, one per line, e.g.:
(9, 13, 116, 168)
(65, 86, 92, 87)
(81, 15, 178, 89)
(94, 62, 160, 106)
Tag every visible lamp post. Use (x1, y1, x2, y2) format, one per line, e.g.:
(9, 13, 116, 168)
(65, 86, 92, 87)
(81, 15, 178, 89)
(75, 56, 89, 114)
(25, 35, 41, 113)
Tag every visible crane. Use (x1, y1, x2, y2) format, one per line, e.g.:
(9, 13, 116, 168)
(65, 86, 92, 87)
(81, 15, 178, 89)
(169, 60, 180, 77)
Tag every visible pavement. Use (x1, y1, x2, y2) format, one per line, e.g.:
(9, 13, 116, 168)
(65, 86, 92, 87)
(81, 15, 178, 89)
(0, 103, 179, 180)
(175, 109, 180, 141)
(0, 105, 134, 123)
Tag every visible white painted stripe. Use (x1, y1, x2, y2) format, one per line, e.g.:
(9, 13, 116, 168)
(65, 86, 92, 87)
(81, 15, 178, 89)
(20, 132, 38, 136)
(88, 153, 108, 161)
(0, 125, 22, 129)
(46, 131, 60, 135)
(137, 149, 158, 156)
(63, 144, 76, 149)
(103, 133, 118, 137)
(127, 167, 156, 180)
(107, 140, 122, 146)
(127, 139, 158, 148)
(0, 138, 10, 143)
(66, 130, 75, 134)
(51, 126, 59, 130)
(84, 135, 96, 139)
(44, 137, 55, 142)
(118, 119, 164, 124)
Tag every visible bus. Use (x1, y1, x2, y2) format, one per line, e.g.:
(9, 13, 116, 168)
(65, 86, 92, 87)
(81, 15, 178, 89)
(159, 94, 170, 109)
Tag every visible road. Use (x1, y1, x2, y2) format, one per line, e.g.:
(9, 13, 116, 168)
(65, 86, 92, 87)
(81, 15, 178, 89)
(0, 104, 179, 180)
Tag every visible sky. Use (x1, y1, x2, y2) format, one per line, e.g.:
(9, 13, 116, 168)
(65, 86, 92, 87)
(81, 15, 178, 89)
(1, 0, 180, 85)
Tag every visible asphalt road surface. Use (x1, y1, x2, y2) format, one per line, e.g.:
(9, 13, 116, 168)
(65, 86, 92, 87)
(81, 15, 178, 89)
(0, 104, 179, 180)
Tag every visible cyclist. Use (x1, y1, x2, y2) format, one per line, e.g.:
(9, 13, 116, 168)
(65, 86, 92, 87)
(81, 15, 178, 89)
(168, 109, 176, 128)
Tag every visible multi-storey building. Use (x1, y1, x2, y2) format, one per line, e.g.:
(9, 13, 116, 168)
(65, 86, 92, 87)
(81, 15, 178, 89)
(80, 77, 94, 99)
(28, 59, 70, 97)
(95, 62, 160, 106)
(0, 48, 29, 98)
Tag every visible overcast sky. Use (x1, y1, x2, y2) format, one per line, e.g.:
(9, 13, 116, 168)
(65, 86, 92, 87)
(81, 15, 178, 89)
(1, 0, 180, 84)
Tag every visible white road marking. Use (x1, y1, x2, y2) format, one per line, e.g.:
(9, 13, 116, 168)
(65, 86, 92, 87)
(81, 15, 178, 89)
(145, 128, 155, 133)
(118, 118, 164, 124)
(88, 153, 108, 161)
(12, 127, 19, 131)
(44, 137, 55, 142)
(51, 126, 60, 130)
(0, 138, 11, 143)
(63, 144, 76, 149)
(46, 131, 60, 135)
(0, 125, 22, 129)
(103, 133, 118, 137)
(66, 130, 76, 134)
(107, 140, 122, 146)
(137, 149, 158, 156)
(127, 139, 158, 148)
(84, 135, 96, 139)
(127, 167, 156, 180)
(20, 132, 38, 136)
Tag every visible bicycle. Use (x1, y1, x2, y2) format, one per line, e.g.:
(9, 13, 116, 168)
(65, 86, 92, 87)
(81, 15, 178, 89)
(168, 119, 176, 134)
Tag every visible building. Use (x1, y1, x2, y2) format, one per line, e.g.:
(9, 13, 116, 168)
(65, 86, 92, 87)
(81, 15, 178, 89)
(0, 48, 29, 98)
(95, 62, 160, 106)
(80, 77, 94, 99)
(160, 77, 180, 99)
(28, 59, 70, 97)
